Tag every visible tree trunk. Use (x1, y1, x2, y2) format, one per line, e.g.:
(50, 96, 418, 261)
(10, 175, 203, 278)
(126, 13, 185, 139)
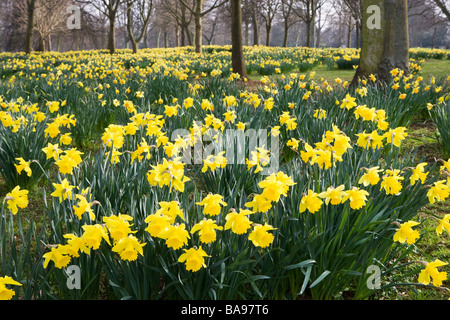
(108, 15, 116, 54)
(25, 0, 36, 54)
(351, 0, 409, 86)
(283, 19, 289, 47)
(315, 27, 321, 48)
(156, 28, 161, 48)
(252, 11, 260, 45)
(355, 21, 361, 49)
(194, 10, 203, 53)
(231, 0, 248, 78)
(305, 21, 312, 47)
(347, 17, 352, 48)
(181, 25, 186, 46)
(265, 24, 272, 46)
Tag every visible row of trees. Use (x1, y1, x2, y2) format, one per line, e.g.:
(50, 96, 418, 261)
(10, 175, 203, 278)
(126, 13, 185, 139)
(1, 0, 448, 54)
(0, 0, 449, 92)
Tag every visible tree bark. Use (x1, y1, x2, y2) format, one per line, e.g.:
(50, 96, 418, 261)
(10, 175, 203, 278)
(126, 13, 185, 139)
(305, 21, 312, 47)
(25, 0, 36, 54)
(194, 5, 203, 54)
(351, 0, 410, 87)
(283, 19, 289, 47)
(266, 24, 272, 46)
(252, 10, 260, 45)
(231, 0, 248, 78)
(108, 15, 116, 54)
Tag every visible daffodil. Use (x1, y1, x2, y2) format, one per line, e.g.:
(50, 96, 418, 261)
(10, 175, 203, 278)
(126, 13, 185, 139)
(245, 193, 273, 213)
(14, 157, 32, 177)
(4, 185, 29, 215)
(340, 93, 357, 110)
(160, 223, 190, 250)
(73, 194, 96, 220)
(144, 213, 172, 238)
(248, 223, 276, 248)
(436, 214, 450, 236)
(380, 169, 404, 195)
(418, 260, 448, 287)
(178, 246, 210, 272)
(103, 214, 135, 242)
(299, 190, 323, 214)
(0, 276, 22, 300)
(155, 201, 185, 223)
(393, 220, 420, 245)
(224, 209, 253, 235)
(81, 224, 111, 250)
(427, 180, 450, 204)
(343, 187, 369, 210)
(196, 194, 227, 217)
(202, 151, 227, 172)
(319, 185, 347, 205)
(112, 235, 146, 262)
(63, 233, 90, 257)
(410, 163, 428, 185)
(42, 245, 72, 269)
(51, 178, 75, 202)
(384, 127, 408, 147)
(55, 154, 78, 175)
(286, 138, 300, 150)
(191, 219, 223, 244)
(358, 167, 383, 186)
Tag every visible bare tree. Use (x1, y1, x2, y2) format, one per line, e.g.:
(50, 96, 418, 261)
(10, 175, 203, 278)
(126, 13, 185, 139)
(16, 0, 71, 52)
(341, 0, 362, 48)
(433, 0, 450, 21)
(126, 0, 153, 53)
(281, 0, 300, 47)
(162, 0, 195, 46)
(292, 0, 326, 47)
(259, 0, 281, 47)
(245, 0, 262, 45)
(77, 0, 125, 54)
(179, 0, 228, 54)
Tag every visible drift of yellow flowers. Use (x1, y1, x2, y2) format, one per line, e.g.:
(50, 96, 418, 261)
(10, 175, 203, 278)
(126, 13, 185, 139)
(2, 47, 449, 299)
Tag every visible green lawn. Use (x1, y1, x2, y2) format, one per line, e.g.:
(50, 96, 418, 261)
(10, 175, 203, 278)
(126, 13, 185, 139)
(249, 58, 450, 84)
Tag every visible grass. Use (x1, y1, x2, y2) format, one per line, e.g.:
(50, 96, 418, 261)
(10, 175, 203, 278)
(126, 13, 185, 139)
(248, 58, 450, 84)
(387, 119, 450, 300)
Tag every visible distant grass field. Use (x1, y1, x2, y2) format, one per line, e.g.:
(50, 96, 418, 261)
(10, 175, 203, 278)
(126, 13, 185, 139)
(249, 58, 450, 84)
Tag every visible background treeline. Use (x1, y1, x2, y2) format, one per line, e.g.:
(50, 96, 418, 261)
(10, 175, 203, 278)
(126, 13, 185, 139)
(0, 0, 449, 53)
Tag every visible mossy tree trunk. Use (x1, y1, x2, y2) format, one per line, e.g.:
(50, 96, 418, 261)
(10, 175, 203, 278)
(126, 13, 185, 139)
(351, 0, 409, 86)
